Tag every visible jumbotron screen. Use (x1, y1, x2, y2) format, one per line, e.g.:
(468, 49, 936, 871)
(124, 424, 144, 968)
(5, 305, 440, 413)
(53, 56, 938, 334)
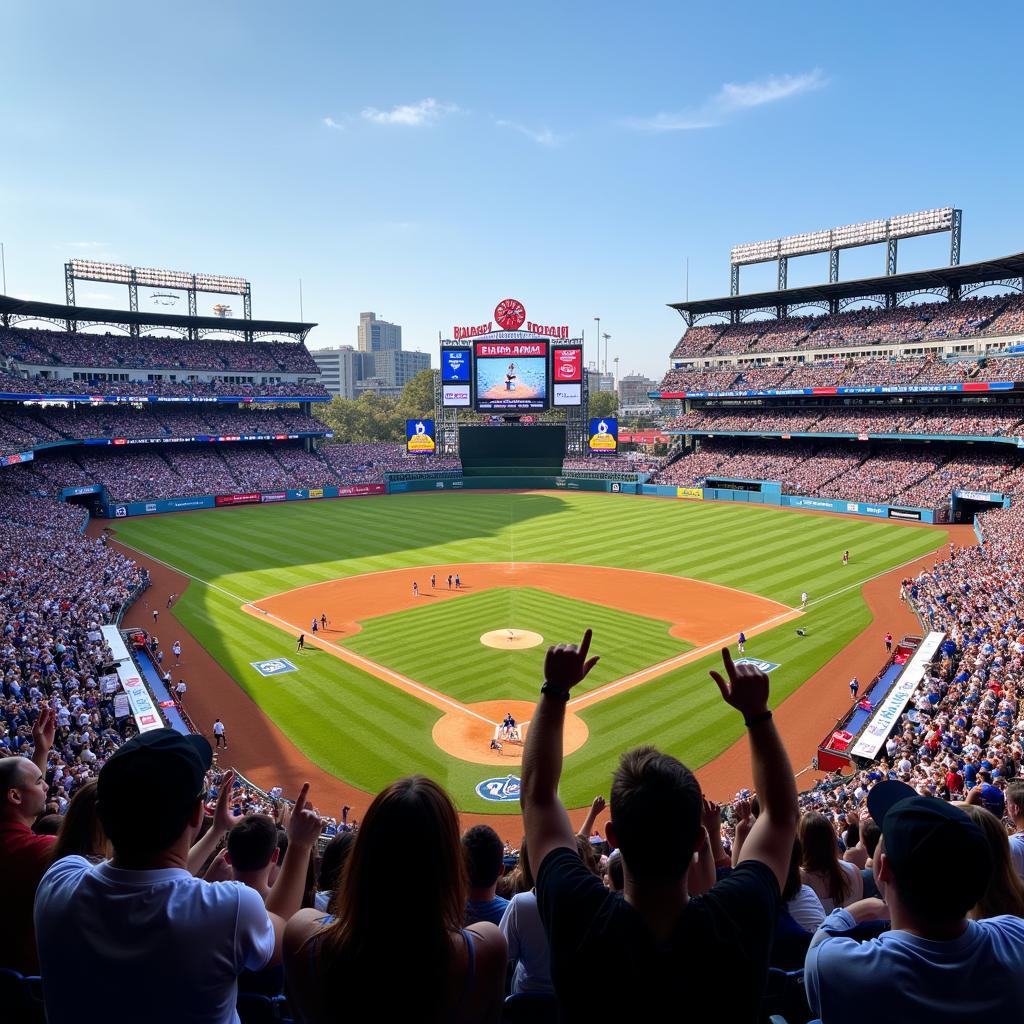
(474, 340, 549, 411)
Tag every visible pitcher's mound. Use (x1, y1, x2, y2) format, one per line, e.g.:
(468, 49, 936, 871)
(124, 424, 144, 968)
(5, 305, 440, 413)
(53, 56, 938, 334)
(433, 699, 588, 766)
(481, 629, 544, 650)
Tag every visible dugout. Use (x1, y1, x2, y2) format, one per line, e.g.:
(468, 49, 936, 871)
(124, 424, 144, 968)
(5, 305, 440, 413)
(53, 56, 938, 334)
(951, 489, 1009, 524)
(459, 424, 566, 478)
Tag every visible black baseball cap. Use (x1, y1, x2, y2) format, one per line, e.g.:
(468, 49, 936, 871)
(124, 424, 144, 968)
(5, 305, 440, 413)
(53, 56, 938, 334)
(98, 729, 213, 854)
(867, 780, 992, 917)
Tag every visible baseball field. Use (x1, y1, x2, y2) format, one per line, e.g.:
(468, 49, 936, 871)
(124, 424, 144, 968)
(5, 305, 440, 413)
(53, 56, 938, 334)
(110, 491, 948, 814)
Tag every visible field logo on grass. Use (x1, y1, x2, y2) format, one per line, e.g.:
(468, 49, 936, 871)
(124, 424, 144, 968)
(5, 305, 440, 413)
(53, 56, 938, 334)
(734, 657, 780, 674)
(251, 658, 298, 677)
(476, 775, 521, 802)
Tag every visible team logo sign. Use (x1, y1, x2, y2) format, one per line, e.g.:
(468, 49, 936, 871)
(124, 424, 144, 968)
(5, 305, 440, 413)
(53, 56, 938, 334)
(494, 298, 526, 331)
(251, 658, 299, 677)
(406, 419, 436, 454)
(734, 657, 780, 674)
(588, 418, 618, 453)
(476, 774, 522, 802)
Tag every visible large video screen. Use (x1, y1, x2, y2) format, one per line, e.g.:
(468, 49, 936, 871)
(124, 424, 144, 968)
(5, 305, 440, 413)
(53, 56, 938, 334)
(474, 340, 548, 411)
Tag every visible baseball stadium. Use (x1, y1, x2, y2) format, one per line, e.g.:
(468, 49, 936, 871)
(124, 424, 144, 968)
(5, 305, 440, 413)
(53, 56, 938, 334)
(4, 219, 1024, 1019)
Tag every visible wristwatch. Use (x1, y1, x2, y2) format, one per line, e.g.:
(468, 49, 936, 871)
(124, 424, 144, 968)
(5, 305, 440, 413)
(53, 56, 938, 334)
(541, 682, 571, 701)
(744, 710, 773, 728)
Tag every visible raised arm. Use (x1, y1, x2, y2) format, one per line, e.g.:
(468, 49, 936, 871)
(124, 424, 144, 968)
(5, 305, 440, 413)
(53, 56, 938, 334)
(31, 704, 55, 777)
(266, 782, 322, 919)
(710, 648, 797, 891)
(521, 630, 600, 872)
(576, 795, 607, 841)
(187, 769, 239, 875)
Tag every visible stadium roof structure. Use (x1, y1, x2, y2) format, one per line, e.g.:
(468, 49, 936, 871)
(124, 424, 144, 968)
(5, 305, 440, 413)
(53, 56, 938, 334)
(0, 294, 317, 342)
(669, 252, 1024, 326)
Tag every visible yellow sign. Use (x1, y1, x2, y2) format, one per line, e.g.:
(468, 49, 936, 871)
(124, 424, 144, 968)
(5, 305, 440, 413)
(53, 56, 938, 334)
(677, 487, 704, 500)
(407, 433, 436, 453)
(308, 488, 324, 498)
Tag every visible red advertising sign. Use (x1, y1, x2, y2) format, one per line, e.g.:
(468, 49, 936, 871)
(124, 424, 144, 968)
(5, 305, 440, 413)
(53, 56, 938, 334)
(475, 341, 548, 358)
(552, 346, 582, 382)
(337, 483, 386, 497)
(215, 492, 261, 506)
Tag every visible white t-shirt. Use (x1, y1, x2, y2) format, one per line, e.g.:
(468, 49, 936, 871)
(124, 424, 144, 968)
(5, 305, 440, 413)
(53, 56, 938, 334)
(499, 890, 554, 995)
(35, 856, 275, 1024)
(786, 884, 827, 932)
(1009, 832, 1024, 881)
(213, 721, 225, 736)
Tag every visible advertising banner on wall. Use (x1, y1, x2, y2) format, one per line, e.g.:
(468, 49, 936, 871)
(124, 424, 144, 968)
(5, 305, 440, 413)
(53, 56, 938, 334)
(215, 492, 262, 506)
(588, 418, 618, 453)
(406, 419, 437, 454)
(676, 487, 704, 500)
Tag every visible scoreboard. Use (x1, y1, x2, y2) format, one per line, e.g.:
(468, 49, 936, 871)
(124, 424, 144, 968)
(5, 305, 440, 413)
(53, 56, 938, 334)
(441, 336, 582, 412)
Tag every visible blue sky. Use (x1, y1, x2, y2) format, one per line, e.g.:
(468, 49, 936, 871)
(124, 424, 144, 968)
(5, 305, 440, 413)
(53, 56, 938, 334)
(3, 1, 1023, 378)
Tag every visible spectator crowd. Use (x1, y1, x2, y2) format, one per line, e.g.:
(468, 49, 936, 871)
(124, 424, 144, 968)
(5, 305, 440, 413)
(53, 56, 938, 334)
(1, 441, 463, 503)
(651, 437, 1024, 507)
(670, 293, 1024, 358)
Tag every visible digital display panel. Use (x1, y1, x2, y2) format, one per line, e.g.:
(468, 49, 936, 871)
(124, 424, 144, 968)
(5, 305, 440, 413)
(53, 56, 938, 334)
(474, 340, 548, 411)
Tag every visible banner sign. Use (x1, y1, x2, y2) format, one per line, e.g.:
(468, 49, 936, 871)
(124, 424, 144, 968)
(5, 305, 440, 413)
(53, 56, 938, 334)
(954, 489, 1004, 502)
(215, 492, 262, 506)
(116, 662, 164, 733)
(336, 483, 386, 497)
(406, 419, 437, 454)
(475, 341, 548, 358)
(851, 632, 944, 759)
(0, 392, 330, 405)
(83, 431, 326, 446)
(1, 450, 33, 466)
(260, 492, 287, 503)
(676, 486, 704, 500)
(588, 418, 618, 453)
(653, 380, 1017, 401)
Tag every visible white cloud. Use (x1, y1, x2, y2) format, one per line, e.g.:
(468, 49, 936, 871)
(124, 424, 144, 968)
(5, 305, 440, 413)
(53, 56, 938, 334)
(361, 98, 459, 127)
(629, 69, 826, 132)
(495, 119, 560, 146)
(322, 116, 345, 132)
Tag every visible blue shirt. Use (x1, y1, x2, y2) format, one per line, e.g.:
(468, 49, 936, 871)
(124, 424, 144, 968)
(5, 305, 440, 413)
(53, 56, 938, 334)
(465, 895, 510, 927)
(805, 908, 1024, 1024)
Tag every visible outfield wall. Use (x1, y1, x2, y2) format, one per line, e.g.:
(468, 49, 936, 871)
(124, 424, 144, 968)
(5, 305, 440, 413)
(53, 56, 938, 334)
(631, 482, 935, 522)
(101, 473, 933, 522)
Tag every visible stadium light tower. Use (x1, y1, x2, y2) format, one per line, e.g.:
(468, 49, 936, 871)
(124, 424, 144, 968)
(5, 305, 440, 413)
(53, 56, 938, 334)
(602, 333, 611, 377)
(593, 316, 601, 370)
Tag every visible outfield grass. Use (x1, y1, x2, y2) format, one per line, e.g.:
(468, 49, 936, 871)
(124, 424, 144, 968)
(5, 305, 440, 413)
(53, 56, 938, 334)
(342, 587, 692, 703)
(112, 492, 946, 810)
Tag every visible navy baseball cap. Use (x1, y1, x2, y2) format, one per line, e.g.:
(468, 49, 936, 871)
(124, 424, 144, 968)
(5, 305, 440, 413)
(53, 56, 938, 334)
(867, 780, 991, 916)
(98, 729, 213, 853)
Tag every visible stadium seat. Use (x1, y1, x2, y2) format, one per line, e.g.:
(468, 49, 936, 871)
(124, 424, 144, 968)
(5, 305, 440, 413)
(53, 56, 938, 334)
(0, 969, 45, 1024)
(503, 991, 560, 1024)
(761, 968, 811, 1024)
(236, 991, 292, 1024)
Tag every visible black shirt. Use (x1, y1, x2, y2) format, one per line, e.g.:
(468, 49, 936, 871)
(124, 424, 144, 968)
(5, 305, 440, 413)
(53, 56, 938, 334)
(537, 847, 780, 1023)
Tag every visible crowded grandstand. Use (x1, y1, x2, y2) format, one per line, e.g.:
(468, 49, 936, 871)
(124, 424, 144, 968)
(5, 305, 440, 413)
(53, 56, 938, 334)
(4, 231, 1024, 1024)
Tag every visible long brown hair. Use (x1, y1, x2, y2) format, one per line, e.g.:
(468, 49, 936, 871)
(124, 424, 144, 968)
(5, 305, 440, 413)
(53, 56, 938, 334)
(52, 779, 111, 863)
(311, 776, 467, 1016)
(961, 805, 1024, 920)
(799, 812, 850, 907)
